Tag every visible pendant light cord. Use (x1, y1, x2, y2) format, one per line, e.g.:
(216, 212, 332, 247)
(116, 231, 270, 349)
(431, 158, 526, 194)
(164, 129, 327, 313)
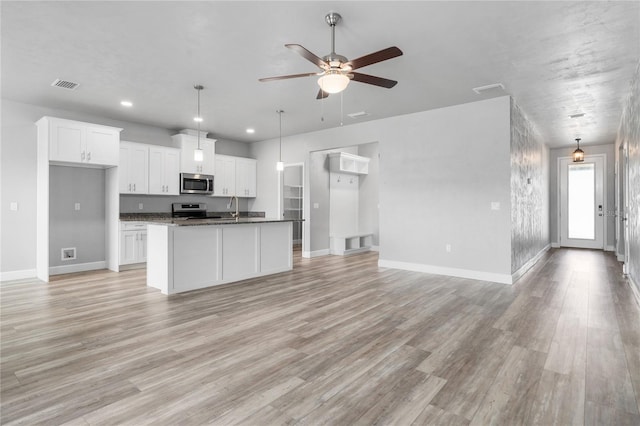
(279, 110, 282, 162)
(197, 86, 201, 150)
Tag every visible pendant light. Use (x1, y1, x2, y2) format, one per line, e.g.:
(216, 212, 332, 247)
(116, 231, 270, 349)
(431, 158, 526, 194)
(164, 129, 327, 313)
(276, 110, 284, 171)
(193, 85, 204, 162)
(572, 137, 584, 162)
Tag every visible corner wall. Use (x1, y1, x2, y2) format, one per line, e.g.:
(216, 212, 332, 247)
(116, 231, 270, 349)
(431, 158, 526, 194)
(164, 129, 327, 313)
(616, 61, 640, 297)
(510, 99, 550, 274)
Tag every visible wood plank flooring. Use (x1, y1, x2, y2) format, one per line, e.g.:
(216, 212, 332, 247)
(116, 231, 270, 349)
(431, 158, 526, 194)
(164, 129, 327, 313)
(1, 248, 639, 425)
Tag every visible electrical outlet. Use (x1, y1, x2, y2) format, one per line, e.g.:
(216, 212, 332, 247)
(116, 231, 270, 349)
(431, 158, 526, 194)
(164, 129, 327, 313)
(446, 244, 452, 252)
(74, 203, 81, 211)
(61, 247, 76, 261)
(9, 202, 18, 211)
(138, 203, 144, 210)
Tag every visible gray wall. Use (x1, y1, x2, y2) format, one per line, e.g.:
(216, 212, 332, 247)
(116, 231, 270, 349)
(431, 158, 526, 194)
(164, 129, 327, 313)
(250, 96, 515, 277)
(119, 194, 249, 214)
(616, 61, 640, 295)
(0, 99, 250, 276)
(510, 98, 550, 273)
(549, 143, 616, 248)
(358, 142, 380, 247)
(49, 166, 105, 267)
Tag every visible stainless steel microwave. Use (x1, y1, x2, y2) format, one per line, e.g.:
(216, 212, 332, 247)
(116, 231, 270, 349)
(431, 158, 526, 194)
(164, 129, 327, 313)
(180, 173, 214, 195)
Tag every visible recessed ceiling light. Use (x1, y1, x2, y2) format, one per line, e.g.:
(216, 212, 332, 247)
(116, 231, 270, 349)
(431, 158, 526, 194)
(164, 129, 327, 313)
(246, 128, 255, 134)
(569, 113, 585, 118)
(193, 116, 203, 122)
(120, 100, 133, 107)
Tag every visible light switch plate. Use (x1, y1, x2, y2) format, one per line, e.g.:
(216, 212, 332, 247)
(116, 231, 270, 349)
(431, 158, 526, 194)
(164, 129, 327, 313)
(313, 203, 319, 209)
(9, 202, 18, 211)
(74, 203, 81, 211)
(491, 202, 500, 210)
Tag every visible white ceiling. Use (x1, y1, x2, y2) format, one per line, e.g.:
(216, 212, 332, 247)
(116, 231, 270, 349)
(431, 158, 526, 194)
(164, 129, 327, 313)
(2, 1, 639, 147)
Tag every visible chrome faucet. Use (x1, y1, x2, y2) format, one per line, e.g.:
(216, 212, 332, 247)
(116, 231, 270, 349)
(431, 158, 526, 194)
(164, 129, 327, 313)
(228, 195, 239, 220)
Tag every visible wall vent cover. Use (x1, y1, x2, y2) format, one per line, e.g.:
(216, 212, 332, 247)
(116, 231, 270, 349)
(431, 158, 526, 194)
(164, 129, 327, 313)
(61, 247, 77, 261)
(51, 79, 79, 90)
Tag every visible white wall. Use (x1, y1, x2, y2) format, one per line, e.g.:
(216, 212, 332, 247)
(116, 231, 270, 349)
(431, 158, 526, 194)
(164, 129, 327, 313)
(358, 143, 379, 246)
(250, 96, 514, 280)
(0, 99, 250, 278)
(615, 61, 640, 297)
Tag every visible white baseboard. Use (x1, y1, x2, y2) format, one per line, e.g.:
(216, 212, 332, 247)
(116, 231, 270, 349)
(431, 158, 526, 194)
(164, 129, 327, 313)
(0, 268, 37, 282)
(551, 242, 560, 248)
(378, 259, 513, 285)
(302, 249, 330, 259)
(511, 244, 550, 284)
(605, 245, 615, 252)
(49, 261, 107, 276)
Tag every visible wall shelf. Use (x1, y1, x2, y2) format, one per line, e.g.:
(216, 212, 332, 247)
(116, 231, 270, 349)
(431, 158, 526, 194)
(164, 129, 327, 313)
(329, 152, 370, 175)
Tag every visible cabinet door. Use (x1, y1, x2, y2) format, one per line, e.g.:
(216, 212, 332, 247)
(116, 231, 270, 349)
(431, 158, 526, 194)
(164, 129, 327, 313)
(148, 147, 165, 194)
(50, 120, 84, 163)
(120, 231, 138, 265)
(201, 140, 216, 175)
(129, 144, 149, 193)
(236, 158, 257, 197)
(86, 127, 119, 166)
(180, 138, 198, 174)
(213, 156, 235, 197)
(138, 231, 147, 262)
(163, 149, 181, 195)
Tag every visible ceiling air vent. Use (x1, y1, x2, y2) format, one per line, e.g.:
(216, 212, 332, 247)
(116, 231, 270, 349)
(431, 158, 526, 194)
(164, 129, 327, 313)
(51, 79, 79, 90)
(347, 111, 371, 119)
(472, 83, 505, 95)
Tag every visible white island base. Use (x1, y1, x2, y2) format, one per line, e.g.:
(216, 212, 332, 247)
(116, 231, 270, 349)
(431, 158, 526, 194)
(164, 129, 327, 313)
(147, 221, 293, 294)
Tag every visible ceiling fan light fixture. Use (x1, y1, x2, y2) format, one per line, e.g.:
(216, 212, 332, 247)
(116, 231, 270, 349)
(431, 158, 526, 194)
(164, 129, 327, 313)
(318, 71, 350, 94)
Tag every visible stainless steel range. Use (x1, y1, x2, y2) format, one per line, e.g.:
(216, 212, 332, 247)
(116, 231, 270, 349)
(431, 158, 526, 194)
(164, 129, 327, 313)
(171, 203, 207, 219)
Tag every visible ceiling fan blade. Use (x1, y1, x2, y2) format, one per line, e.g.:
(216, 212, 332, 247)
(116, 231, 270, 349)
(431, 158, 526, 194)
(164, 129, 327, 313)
(286, 44, 328, 69)
(316, 89, 330, 100)
(348, 46, 403, 70)
(259, 72, 318, 82)
(351, 72, 398, 88)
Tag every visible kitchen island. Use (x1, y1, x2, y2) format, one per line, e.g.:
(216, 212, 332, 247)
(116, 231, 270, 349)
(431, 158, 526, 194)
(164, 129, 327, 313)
(145, 218, 294, 294)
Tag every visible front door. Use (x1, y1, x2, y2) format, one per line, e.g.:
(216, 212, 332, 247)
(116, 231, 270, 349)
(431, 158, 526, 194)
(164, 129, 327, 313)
(559, 155, 605, 249)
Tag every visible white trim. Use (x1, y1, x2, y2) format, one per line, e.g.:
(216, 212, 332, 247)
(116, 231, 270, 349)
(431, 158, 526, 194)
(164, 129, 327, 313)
(302, 249, 330, 258)
(605, 245, 615, 252)
(378, 259, 513, 285)
(0, 269, 38, 282)
(617, 253, 625, 262)
(551, 242, 561, 248)
(49, 261, 107, 276)
(511, 244, 550, 284)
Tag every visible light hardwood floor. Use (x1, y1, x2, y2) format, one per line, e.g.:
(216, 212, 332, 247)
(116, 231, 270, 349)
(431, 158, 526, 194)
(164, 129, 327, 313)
(1, 248, 639, 425)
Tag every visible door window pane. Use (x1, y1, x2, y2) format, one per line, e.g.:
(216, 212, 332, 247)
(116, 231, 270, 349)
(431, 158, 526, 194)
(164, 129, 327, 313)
(568, 163, 595, 239)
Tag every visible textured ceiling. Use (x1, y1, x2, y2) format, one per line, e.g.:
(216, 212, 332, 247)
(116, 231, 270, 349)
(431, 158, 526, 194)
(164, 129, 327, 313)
(2, 1, 639, 147)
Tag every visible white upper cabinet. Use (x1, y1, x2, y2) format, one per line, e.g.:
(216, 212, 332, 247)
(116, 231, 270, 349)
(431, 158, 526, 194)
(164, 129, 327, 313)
(236, 157, 257, 198)
(119, 141, 149, 194)
(149, 146, 180, 195)
(213, 155, 256, 198)
(40, 117, 121, 167)
(172, 133, 216, 175)
(214, 155, 236, 196)
(329, 152, 370, 175)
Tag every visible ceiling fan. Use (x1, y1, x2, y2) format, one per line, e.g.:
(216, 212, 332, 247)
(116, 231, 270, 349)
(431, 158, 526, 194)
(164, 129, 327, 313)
(259, 12, 403, 99)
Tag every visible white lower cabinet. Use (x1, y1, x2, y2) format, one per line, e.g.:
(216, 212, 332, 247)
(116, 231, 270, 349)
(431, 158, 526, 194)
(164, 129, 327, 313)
(120, 222, 147, 265)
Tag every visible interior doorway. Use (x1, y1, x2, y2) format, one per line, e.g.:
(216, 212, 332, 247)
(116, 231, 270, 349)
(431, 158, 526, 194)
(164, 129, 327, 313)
(281, 163, 303, 246)
(559, 155, 605, 249)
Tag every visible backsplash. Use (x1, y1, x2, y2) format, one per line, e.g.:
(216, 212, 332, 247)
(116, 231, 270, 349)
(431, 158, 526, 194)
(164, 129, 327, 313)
(119, 194, 249, 213)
